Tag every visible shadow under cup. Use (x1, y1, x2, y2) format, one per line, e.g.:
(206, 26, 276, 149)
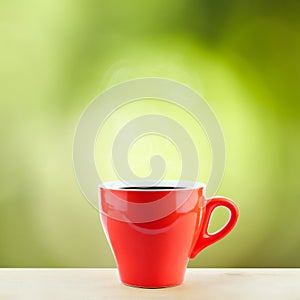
(99, 181, 239, 288)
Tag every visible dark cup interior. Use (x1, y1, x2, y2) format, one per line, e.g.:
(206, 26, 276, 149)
(120, 186, 186, 190)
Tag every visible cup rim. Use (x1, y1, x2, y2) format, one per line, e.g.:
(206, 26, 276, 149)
(98, 180, 205, 191)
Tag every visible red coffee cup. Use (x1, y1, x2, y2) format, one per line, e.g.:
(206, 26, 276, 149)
(99, 180, 239, 288)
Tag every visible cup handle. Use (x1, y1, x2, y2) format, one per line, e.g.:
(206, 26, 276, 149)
(189, 197, 239, 258)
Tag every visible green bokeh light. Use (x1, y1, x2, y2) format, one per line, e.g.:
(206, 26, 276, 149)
(0, 0, 299, 267)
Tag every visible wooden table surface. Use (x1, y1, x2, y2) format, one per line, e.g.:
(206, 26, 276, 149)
(0, 268, 299, 300)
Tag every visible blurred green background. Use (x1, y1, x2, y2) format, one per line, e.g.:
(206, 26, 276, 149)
(0, 0, 299, 268)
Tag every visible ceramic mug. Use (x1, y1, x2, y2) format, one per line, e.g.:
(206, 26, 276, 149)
(99, 180, 239, 288)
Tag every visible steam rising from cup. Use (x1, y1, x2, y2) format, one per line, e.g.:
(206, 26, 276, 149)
(73, 78, 226, 215)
